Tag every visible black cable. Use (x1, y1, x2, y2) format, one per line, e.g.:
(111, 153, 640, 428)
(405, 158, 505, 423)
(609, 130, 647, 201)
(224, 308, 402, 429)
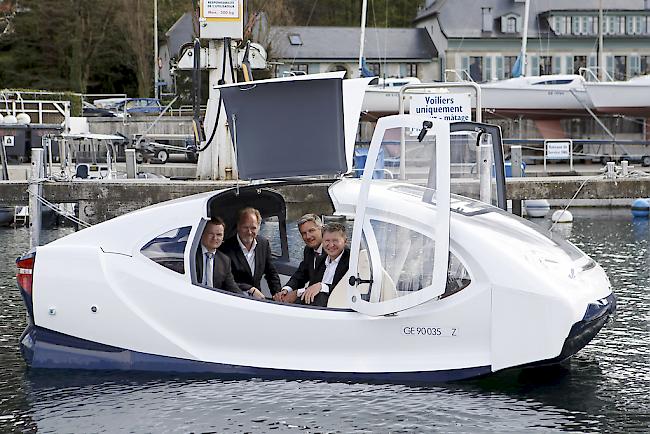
(196, 37, 232, 153)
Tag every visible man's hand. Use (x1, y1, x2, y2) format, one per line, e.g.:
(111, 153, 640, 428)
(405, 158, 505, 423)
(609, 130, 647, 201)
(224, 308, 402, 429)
(273, 288, 289, 302)
(249, 287, 265, 300)
(301, 283, 322, 305)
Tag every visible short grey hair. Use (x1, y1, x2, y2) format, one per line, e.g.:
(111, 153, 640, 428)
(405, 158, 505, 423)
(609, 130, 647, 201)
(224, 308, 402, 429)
(297, 213, 322, 228)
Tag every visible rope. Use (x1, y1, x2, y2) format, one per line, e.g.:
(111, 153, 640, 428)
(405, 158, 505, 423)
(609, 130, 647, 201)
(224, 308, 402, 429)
(549, 173, 603, 232)
(26, 187, 91, 228)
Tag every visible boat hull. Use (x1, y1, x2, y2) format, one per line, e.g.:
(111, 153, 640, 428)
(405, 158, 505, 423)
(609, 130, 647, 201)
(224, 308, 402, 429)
(20, 290, 614, 381)
(585, 82, 650, 116)
(20, 325, 491, 382)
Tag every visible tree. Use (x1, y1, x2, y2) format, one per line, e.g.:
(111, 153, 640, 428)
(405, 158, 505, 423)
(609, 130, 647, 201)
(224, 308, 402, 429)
(117, 0, 154, 97)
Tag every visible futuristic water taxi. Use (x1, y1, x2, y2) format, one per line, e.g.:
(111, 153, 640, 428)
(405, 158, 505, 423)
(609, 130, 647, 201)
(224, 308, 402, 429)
(16, 73, 615, 382)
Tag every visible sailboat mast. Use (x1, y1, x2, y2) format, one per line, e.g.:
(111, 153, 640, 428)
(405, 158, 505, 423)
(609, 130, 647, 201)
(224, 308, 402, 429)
(519, 0, 531, 77)
(598, 0, 604, 81)
(358, 0, 368, 77)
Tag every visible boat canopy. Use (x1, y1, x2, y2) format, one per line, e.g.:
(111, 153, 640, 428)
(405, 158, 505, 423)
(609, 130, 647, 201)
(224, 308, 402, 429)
(217, 72, 370, 180)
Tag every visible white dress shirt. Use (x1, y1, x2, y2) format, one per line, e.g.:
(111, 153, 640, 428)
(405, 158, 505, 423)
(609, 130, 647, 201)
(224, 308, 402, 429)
(237, 234, 257, 276)
(297, 250, 343, 296)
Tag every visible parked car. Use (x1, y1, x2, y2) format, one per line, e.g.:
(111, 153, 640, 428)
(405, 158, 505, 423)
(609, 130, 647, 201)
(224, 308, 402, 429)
(82, 101, 117, 117)
(93, 98, 163, 117)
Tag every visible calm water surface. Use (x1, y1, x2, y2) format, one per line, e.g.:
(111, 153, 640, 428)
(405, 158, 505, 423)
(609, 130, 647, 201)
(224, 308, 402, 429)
(0, 210, 648, 433)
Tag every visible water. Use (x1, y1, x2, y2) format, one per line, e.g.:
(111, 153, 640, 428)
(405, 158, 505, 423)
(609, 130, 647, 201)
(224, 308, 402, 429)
(1, 210, 649, 433)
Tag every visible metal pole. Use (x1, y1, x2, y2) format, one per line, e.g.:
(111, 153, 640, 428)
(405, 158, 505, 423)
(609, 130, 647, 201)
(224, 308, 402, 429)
(125, 149, 137, 179)
(519, 0, 531, 77)
(153, 0, 159, 99)
(358, 0, 368, 77)
(479, 143, 492, 205)
(29, 148, 44, 249)
(511, 145, 523, 216)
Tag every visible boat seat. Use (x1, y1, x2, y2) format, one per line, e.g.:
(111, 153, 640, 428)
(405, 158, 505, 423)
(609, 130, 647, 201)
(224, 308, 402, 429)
(327, 250, 398, 308)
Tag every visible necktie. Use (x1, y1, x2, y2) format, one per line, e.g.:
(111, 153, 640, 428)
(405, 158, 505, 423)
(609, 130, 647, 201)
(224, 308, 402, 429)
(204, 252, 214, 286)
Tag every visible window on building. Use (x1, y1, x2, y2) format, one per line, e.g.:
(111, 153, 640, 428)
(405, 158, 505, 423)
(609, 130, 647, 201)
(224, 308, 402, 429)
(503, 56, 518, 79)
(469, 56, 483, 82)
(626, 16, 646, 35)
(505, 16, 517, 33)
(641, 56, 650, 75)
(614, 56, 627, 81)
(630, 55, 641, 78)
(573, 56, 587, 75)
(551, 15, 568, 35)
(482, 8, 493, 32)
(291, 63, 309, 74)
(571, 16, 581, 35)
(539, 56, 552, 75)
(288, 34, 302, 46)
(605, 16, 623, 35)
(407, 63, 418, 77)
(141, 227, 191, 274)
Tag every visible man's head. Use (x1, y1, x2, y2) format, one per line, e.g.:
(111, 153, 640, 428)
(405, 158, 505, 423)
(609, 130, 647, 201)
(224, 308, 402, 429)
(202, 217, 226, 251)
(297, 214, 322, 250)
(322, 222, 347, 259)
(237, 207, 261, 247)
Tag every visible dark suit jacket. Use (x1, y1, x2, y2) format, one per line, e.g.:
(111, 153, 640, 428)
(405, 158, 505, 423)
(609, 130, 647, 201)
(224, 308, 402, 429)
(219, 235, 282, 295)
(286, 246, 322, 290)
(300, 248, 350, 307)
(195, 248, 242, 294)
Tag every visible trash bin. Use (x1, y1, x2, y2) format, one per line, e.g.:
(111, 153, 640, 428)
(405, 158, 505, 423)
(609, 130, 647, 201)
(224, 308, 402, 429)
(504, 161, 526, 177)
(354, 147, 385, 179)
(0, 124, 29, 163)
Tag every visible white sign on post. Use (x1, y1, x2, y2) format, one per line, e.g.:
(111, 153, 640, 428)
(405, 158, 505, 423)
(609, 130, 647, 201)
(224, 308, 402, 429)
(544, 139, 573, 171)
(409, 93, 472, 122)
(203, 0, 239, 19)
(546, 141, 571, 159)
(408, 93, 472, 136)
(3, 136, 15, 147)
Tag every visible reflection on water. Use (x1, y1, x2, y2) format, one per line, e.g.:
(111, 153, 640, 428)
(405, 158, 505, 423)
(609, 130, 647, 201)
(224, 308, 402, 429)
(1, 210, 649, 432)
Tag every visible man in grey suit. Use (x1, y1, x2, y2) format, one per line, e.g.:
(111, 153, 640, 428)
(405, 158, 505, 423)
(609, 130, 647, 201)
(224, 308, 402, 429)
(219, 207, 281, 299)
(195, 217, 246, 295)
(276, 213, 323, 304)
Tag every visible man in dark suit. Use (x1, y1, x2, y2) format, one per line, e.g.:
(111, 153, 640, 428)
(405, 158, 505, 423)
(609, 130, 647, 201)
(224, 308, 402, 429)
(220, 207, 281, 299)
(195, 217, 243, 295)
(276, 213, 323, 303)
(298, 222, 350, 307)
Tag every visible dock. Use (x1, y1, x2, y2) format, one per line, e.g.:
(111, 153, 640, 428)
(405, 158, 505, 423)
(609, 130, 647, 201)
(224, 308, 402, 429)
(0, 175, 646, 225)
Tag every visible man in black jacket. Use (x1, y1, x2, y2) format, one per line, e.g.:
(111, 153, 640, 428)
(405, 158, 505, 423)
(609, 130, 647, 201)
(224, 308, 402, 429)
(220, 207, 281, 299)
(298, 222, 350, 307)
(276, 213, 323, 303)
(195, 217, 242, 295)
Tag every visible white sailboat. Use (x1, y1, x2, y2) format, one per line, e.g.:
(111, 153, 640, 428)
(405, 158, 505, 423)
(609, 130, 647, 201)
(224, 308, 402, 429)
(584, 74, 650, 117)
(476, 0, 592, 118)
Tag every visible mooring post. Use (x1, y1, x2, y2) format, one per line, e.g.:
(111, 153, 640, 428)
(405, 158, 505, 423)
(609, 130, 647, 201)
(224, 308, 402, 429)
(0, 137, 9, 180)
(29, 148, 44, 249)
(511, 145, 523, 216)
(479, 142, 492, 205)
(125, 149, 137, 179)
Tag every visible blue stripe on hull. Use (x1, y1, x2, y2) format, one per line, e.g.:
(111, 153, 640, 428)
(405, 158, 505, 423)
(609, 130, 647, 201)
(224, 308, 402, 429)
(20, 326, 492, 383)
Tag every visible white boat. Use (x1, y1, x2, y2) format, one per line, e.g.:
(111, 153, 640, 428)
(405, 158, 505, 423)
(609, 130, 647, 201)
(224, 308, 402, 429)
(479, 75, 592, 117)
(584, 75, 650, 116)
(361, 77, 421, 115)
(15, 73, 615, 382)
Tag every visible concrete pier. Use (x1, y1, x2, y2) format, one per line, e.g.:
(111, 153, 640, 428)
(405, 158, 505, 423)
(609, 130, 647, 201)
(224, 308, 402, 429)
(0, 175, 646, 225)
